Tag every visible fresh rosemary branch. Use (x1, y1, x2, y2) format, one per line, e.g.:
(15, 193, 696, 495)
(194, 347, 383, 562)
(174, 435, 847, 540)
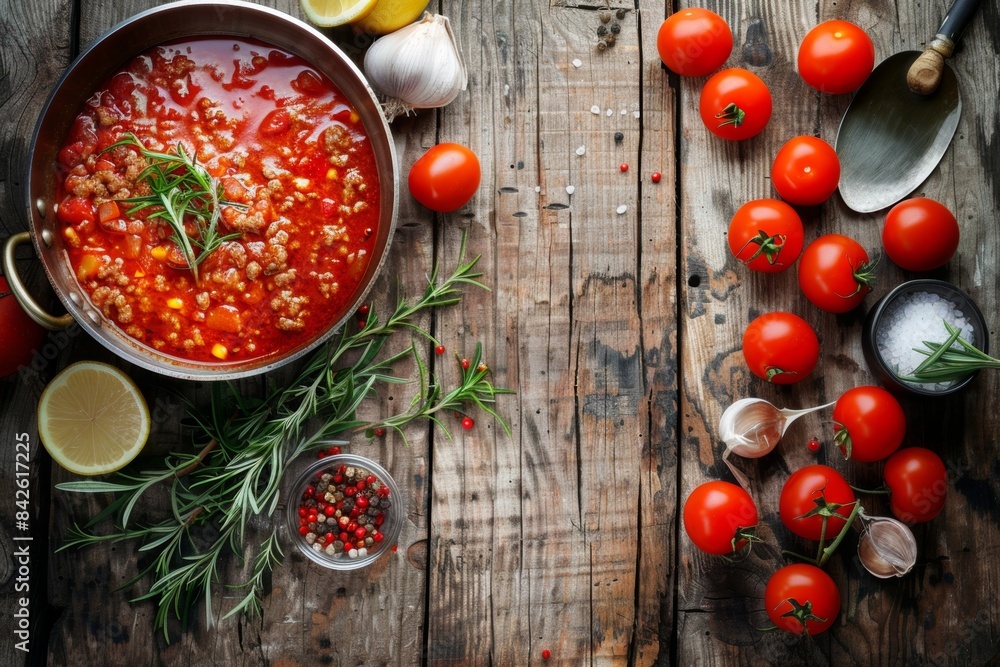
(103, 133, 242, 282)
(899, 319, 1000, 384)
(56, 236, 513, 640)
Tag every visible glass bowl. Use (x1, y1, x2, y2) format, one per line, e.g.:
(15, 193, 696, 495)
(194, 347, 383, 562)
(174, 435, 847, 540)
(286, 452, 402, 570)
(861, 279, 989, 397)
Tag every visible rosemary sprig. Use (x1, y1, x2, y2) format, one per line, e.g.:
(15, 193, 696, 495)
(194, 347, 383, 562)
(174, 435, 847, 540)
(899, 319, 1000, 384)
(103, 133, 243, 282)
(56, 236, 513, 640)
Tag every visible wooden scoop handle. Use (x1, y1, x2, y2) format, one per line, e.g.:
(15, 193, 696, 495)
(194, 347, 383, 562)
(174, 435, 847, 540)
(906, 0, 982, 96)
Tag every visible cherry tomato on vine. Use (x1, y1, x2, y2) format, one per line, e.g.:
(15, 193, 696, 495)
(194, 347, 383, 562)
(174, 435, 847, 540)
(699, 68, 772, 140)
(882, 198, 960, 271)
(683, 481, 758, 555)
(742, 312, 819, 384)
(727, 199, 804, 272)
(408, 143, 481, 213)
(832, 386, 905, 462)
(656, 8, 733, 77)
(765, 563, 841, 636)
(0, 277, 47, 378)
(883, 447, 947, 523)
(797, 234, 876, 313)
(797, 20, 875, 94)
(771, 136, 841, 206)
(779, 464, 856, 541)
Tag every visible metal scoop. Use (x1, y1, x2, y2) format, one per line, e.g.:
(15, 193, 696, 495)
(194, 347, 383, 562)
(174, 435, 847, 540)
(836, 0, 981, 213)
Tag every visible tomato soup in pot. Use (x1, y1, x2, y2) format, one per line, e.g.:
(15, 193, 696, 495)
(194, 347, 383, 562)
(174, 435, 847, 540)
(53, 37, 380, 364)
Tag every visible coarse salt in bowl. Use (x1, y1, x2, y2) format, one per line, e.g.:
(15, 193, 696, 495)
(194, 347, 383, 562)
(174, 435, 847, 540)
(286, 451, 402, 570)
(862, 280, 989, 397)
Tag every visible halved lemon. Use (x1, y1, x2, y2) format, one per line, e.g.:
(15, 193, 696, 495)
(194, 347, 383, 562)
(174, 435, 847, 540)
(38, 361, 150, 476)
(351, 0, 430, 35)
(301, 0, 379, 28)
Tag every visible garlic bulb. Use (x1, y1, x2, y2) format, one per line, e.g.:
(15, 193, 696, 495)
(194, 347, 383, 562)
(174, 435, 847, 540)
(857, 512, 918, 578)
(364, 13, 468, 121)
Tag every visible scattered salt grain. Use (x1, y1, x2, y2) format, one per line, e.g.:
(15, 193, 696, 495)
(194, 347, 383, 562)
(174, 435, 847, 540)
(605, 108, 613, 116)
(620, 109, 628, 115)
(566, 185, 575, 195)
(633, 110, 641, 119)
(875, 290, 975, 391)
(535, 186, 541, 193)
(576, 145, 586, 156)
(616, 205, 628, 214)
(573, 58, 583, 68)
(591, 105, 601, 114)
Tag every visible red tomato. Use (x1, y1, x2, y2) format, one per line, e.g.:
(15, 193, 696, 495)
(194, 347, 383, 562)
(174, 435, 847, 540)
(742, 312, 819, 384)
(764, 564, 840, 636)
(882, 198, 960, 271)
(408, 143, 481, 213)
(683, 481, 758, 555)
(797, 20, 875, 94)
(771, 136, 841, 206)
(832, 386, 905, 462)
(656, 8, 733, 77)
(883, 447, 947, 523)
(699, 68, 772, 141)
(727, 199, 803, 272)
(779, 464, 856, 541)
(0, 277, 47, 378)
(797, 234, 875, 313)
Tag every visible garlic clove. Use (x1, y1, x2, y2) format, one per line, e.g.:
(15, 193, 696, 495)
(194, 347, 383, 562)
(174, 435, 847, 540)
(857, 514, 918, 578)
(719, 398, 785, 458)
(363, 13, 468, 121)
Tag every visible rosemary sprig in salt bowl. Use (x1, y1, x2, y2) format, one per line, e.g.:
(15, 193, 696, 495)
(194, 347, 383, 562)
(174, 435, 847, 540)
(899, 319, 1000, 384)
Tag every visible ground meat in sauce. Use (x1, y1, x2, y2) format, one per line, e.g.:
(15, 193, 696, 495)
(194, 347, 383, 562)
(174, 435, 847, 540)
(55, 37, 380, 363)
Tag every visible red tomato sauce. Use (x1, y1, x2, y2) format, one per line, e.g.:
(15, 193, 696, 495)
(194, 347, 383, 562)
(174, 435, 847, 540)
(55, 38, 380, 363)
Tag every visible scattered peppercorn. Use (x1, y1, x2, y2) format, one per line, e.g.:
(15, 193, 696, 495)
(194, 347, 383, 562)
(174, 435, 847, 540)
(477, 363, 488, 372)
(461, 358, 470, 370)
(614, 132, 624, 143)
(435, 344, 446, 355)
(358, 304, 370, 315)
(542, 649, 552, 660)
(374, 428, 386, 437)
(807, 437, 821, 453)
(616, 8, 626, 19)
(462, 416, 475, 430)
(609, 22, 621, 35)
(605, 34, 616, 47)
(596, 25, 608, 37)
(651, 171, 662, 183)
(597, 40, 608, 51)
(358, 320, 367, 328)
(598, 9, 611, 23)
(619, 163, 628, 172)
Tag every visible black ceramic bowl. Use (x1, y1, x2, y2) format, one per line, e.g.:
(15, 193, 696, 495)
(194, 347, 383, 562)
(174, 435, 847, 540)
(862, 279, 989, 397)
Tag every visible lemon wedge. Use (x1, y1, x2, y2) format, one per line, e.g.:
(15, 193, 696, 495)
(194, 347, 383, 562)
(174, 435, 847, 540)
(38, 361, 150, 476)
(301, 0, 379, 28)
(351, 0, 430, 35)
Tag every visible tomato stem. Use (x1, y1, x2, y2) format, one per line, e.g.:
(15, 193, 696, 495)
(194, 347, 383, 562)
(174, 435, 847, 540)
(850, 484, 890, 495)
(738, 230, 787, 266)
(715, 102, 745, 128)
(817, 500, 862, 566)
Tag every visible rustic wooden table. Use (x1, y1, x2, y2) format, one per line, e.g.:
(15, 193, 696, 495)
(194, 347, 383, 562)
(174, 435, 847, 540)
(2, 0, 999, 664)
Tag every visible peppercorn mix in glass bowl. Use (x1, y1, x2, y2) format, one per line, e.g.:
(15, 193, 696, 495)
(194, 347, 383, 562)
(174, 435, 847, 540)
(287, 452, 402, 570)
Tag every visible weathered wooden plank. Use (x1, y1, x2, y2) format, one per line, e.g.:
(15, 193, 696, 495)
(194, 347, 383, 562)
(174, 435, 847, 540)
(678, 0, 1000, 664)
(426, 0, 677, 663)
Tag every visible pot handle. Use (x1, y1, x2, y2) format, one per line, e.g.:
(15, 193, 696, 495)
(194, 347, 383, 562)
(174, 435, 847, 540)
(2, 232, 74, 331)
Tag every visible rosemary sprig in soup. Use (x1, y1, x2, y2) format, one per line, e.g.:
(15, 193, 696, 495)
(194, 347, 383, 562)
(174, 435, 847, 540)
(103, 133, 243, 282)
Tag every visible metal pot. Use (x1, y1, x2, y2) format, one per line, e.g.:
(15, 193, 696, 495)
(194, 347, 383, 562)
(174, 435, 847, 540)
(2, 0, 397, 380)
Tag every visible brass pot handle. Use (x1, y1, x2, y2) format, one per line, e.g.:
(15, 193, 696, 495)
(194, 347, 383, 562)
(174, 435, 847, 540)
(2, 232, 74, 331)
